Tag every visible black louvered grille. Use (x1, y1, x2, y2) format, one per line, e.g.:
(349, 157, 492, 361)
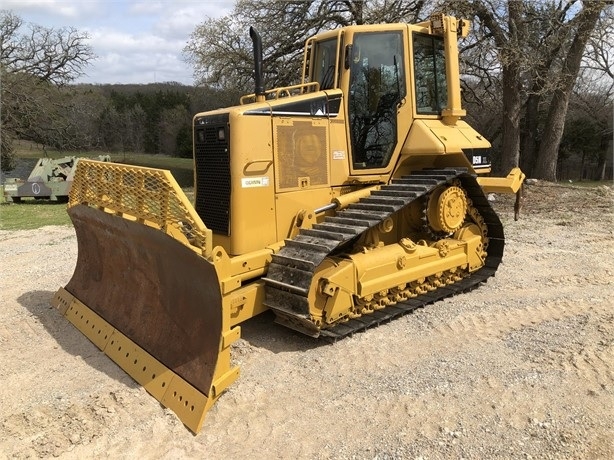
(194, 114, 230, 235)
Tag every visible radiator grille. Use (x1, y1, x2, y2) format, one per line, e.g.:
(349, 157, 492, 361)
(194, 114, 231, 235)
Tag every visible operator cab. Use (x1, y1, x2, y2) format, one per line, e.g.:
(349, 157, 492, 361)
(304, 19, 488, 175)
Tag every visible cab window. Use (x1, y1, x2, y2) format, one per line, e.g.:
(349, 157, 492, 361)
(413, 33, 447, 114)
(348, 31, 405, 169)
(312, 38, 338, 90)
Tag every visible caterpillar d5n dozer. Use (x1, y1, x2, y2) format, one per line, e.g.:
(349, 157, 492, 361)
(52, 14, 524, 433)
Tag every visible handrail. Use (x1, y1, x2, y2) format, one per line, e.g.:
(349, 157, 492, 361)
(240, 82, 320, 105)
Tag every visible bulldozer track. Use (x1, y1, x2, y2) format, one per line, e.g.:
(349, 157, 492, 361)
(263, 168, 504, 339)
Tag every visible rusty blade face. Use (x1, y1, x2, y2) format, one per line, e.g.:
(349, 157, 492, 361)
(65, 204, 222, 396)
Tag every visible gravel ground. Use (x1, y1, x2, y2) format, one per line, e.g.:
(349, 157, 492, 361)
(0, 181, 613, 459)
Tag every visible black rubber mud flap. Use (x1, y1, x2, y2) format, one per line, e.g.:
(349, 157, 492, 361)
(65, 204, 222, 397)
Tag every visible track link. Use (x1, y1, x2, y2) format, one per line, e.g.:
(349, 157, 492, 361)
(263, 168, 504, 339)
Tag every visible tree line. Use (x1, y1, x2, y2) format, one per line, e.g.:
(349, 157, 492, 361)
(0, 10, 226, 171)
(2, 2, 613, 180)
(2, 80, 220, 166)
(86, 83, 212, 158)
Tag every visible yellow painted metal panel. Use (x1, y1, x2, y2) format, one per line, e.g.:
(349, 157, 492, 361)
(64, 298, 114, 351)
(51, 286, 73, 315)
(222, 326, 241, 349)
(161, 374, 212, 433)
(274, 188, 333, 240)
(104, 329, 175, 401)
(211, 366, 240, 397)
(401, 120, 446, 155)
(228, 113, 277, 255)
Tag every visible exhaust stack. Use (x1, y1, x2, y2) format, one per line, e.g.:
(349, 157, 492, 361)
(249, 27, 265, 102)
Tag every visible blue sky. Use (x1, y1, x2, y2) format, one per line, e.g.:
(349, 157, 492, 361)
(3, 0, 235, 85)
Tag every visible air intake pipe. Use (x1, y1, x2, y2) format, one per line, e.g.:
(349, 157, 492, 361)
(249, 27, 266, 102)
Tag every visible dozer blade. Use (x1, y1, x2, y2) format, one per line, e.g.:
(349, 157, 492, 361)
(65, 203, 222, 396)
(52, 160, 237, 433)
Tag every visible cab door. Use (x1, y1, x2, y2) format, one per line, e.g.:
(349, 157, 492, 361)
(345, 29, 410, 174)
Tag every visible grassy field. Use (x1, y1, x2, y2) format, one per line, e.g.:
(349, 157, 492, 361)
(0, 194, 72, 230)
(1, 144, 195, 231)
(1, 141, 610, 231)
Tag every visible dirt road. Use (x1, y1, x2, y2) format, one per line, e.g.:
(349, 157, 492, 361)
(1, 182, 612, 459)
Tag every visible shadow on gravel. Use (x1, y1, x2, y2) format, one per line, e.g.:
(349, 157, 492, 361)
(18, 290, 139, 389)
(18, 290, 323, 377)
(237, 310, 327, 354)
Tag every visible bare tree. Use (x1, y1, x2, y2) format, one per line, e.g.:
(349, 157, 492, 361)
(533, 2, 607, 180)
(583, 7, 614, 81)
(447, 0, 612, 180)
(184, 0, 426, 97)
(1, 10, 94, 84)
(0, 10, 94, 170)
(572, 13, 614, 181)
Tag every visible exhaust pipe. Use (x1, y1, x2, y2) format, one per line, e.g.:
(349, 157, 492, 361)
(249, 27, 266, 102)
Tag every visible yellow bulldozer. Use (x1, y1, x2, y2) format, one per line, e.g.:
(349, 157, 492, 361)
(52, 14, 524, 433)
